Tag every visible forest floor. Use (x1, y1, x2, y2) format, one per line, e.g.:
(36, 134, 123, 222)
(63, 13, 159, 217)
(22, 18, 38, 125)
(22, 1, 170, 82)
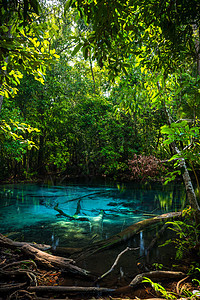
(0, 233, 199, 300)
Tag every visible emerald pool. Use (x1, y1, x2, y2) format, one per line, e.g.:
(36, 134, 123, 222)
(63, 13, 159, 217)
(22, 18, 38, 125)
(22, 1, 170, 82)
(0, 181, 186, 249)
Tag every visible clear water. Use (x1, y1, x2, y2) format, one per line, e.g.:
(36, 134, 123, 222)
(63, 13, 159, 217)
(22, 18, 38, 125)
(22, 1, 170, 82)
(0, 181, 186, 248)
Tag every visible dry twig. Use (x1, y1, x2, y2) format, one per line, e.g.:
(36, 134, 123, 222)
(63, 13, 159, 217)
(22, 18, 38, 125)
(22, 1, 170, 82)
(96, 246, 139, 282)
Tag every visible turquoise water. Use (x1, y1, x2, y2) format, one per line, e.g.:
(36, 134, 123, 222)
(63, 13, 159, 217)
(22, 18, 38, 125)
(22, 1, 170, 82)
(0, 182, 186, 248)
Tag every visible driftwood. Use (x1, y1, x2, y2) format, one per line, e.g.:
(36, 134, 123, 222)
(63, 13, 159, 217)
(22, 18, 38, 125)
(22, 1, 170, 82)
(28, 285, 115, 294)
(0, 233, 91, 278)
(54, 202, 90, 221)
(96, 246, 139, 282)
(73, 211, 182, 261)
(54, 203, 104, 224)
(54, 203, 78, 220)
(20, 244, 90, 277)
(129, 270, 185, 287)
(0, 233, 51, 251)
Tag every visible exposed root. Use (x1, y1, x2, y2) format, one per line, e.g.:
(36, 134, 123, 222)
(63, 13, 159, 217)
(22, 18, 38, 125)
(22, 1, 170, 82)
(8, 289, 37, 300)
(129, 271, 185, 287)
(176, 276, 189, 295)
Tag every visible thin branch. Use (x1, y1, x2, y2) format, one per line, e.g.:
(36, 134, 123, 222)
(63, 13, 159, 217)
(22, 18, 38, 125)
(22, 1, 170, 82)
(96, 246, 139, 282)
(175, 119, 195, 123)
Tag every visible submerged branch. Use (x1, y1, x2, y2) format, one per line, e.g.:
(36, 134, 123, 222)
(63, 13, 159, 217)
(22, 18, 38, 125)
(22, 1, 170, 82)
(146, 223, 170, 263)
(73, 211, 182, 261)
(64, 191, 111, 204)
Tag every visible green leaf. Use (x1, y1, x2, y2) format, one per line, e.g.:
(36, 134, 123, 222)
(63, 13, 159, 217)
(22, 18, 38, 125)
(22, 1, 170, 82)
(72, 43, 82, 56)
(161, 125, 173, 134)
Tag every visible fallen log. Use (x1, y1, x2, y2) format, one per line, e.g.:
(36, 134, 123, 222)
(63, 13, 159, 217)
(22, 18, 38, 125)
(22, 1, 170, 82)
(0, 233, 91, 278)
(21, 244, 90, 277)
(0, 233, 51, 251)
(28, 285, 115, 294)
(73, 211, 182, 261)
(129, 270, 185, 287)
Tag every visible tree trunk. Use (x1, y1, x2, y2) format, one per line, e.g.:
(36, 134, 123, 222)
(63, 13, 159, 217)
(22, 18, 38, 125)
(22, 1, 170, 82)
(164, 107, 200, 223)
(0, 94, 3, 112)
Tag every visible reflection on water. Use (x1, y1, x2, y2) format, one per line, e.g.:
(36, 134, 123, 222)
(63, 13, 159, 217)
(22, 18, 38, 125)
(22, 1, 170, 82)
(0, 181, 186, 248)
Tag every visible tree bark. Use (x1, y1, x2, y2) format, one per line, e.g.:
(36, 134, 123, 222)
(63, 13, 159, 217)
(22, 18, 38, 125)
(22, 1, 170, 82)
(28, 286, 115, 294)
(21, 244, 90, 277)
(0, 234, 90, 277)
(164, 107, 200, 223)
(0, 233, 51, 251)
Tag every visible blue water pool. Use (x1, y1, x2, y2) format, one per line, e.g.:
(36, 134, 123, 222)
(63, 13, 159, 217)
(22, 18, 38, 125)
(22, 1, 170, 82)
(0, 181, 186, 248)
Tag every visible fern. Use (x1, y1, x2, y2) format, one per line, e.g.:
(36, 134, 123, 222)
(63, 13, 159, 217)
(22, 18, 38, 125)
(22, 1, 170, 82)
(142, 277, 176, 299)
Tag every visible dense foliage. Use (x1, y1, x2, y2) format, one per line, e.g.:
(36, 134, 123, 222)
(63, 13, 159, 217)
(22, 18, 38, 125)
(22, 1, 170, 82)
(0, 0, 200, 186)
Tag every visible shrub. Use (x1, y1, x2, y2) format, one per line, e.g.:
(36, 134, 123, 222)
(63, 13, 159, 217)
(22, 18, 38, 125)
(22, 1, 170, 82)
(128, 154, 166, 181)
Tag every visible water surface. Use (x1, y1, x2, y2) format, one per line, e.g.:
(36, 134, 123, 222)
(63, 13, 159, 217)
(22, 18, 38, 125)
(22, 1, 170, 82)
(0, 181, 186, 248)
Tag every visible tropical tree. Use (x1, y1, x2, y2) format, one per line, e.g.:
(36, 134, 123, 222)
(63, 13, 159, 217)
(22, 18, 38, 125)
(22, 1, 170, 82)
(65, 0, 200, 220)
(0, 0, 59, 111)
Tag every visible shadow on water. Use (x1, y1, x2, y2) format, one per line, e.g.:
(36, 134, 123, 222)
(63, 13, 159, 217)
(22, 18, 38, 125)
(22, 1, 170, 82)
(0, 180, 186, 284)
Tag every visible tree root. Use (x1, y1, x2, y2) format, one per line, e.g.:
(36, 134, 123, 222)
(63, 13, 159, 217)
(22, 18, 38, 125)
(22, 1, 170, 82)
(129, 270, 185, 287)
(8, 289, 37, 300)
(1, 260, 37, 271)
(0, 269, 37, 286)
(176, 276, 189, 295)
(0, 282, 27, 293)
